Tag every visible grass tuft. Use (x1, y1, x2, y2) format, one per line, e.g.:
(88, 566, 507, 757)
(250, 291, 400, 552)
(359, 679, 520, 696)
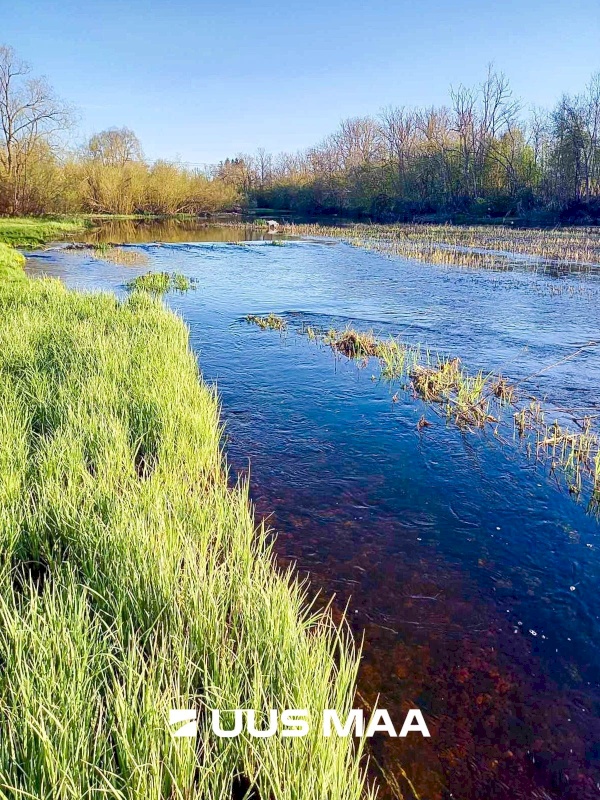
(246, 313, 287, 331)
(126, 271, 195, 293)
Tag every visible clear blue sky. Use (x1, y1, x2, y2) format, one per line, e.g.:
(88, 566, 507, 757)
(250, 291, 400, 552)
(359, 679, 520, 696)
(3, 0, 599, 165)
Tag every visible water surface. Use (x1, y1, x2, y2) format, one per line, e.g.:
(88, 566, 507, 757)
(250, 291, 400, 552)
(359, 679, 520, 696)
(26, 227, 600, 800)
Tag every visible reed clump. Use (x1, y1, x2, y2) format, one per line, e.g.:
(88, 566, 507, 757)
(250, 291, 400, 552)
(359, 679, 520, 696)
(0, 277, 372, 799)
(320, 328, 419, 380)
(411, 358, 495, 427)
(246, 313, 287, 330)
(514, 404, 600, 497)
(126, 271, 194, 293)
(288, 322, 599, 504)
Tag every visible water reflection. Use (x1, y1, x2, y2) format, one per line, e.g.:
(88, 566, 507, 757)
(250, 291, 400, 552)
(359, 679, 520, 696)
(82, 217, 287, 244)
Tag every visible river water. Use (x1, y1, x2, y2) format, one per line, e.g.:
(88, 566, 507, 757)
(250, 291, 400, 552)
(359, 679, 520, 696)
(26, 223, 600, 800)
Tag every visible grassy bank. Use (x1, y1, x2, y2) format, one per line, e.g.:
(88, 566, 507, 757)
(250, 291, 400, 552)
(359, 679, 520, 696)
(0, 216, 88, 247)
(0, 242, 26, 281)
(0, 277, 371, 799)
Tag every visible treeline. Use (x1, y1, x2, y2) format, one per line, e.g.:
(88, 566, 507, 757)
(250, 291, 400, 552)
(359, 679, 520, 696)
(219, 67, 600, 222)
(2, 42, 599, 222)
(0, 45, 239, 216)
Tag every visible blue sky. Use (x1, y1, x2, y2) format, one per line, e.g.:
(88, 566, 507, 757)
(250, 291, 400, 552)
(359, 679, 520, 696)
(3, 0, 599, 165)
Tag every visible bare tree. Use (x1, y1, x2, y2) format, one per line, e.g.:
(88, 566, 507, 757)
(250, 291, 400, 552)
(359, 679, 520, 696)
(451, 66, 521, 198)
(331, 116, 380, 169)
(580, 72, 600, 201)
(85, 127, 143, 167)
(415, 106, 455, 202)
(0, 44, 72, 213)
(378, 106, 417, 192)
(255, 147, 273, 188)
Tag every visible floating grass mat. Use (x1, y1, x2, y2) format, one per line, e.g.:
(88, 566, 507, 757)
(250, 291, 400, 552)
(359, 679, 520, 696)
(246, 313, 287, 330)
(126, 270, 195, 293)
(0, 278, 373, 799)
(291, 322, 600, 508)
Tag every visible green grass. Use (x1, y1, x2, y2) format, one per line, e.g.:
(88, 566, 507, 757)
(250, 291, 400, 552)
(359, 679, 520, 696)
(126, 271, 195, 293)
(0, 277, 371, 799)
(0, 243, 26, 282)
(0, 216, 88, 248)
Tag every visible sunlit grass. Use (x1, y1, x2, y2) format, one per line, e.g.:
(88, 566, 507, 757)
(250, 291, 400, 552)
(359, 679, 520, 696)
(0, 216, 88, 247)
(0, 278, 372, 799)
(0, 243, 26, 281)
(126, 271, 194, 293)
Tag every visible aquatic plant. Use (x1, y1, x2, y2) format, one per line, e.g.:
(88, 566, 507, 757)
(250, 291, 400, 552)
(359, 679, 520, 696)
(289, 322, 600, 505)
(126, 271, 194, 293)
(325, 329, 379, 358)
(246, 313, 287, 331)
(0, 277, 373, 799)
(90, 243, 150, 267)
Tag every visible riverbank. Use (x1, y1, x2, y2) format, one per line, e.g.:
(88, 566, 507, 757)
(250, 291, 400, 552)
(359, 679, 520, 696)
(0, 270, 370, 798)
(0, 242, 25, 280)
(0, 217, 88, 279)
(0, 216, 89, 247)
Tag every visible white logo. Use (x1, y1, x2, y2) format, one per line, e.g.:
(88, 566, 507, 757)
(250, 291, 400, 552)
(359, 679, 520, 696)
(169, 707, 430, 738)
(169, 708, 197, 737)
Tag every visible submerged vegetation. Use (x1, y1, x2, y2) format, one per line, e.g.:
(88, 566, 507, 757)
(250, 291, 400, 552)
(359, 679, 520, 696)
(126, 271, 195, 293)
(93, 243, 150, 267)
(0, 277, 372, 798)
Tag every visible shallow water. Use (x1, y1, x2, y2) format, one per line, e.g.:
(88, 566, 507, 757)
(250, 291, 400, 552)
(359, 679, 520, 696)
(26, 228, 600, 799)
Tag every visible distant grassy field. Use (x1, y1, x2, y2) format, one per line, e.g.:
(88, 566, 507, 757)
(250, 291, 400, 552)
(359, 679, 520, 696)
(0, 277, 370, 799)
(0, 216, 88, 247)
